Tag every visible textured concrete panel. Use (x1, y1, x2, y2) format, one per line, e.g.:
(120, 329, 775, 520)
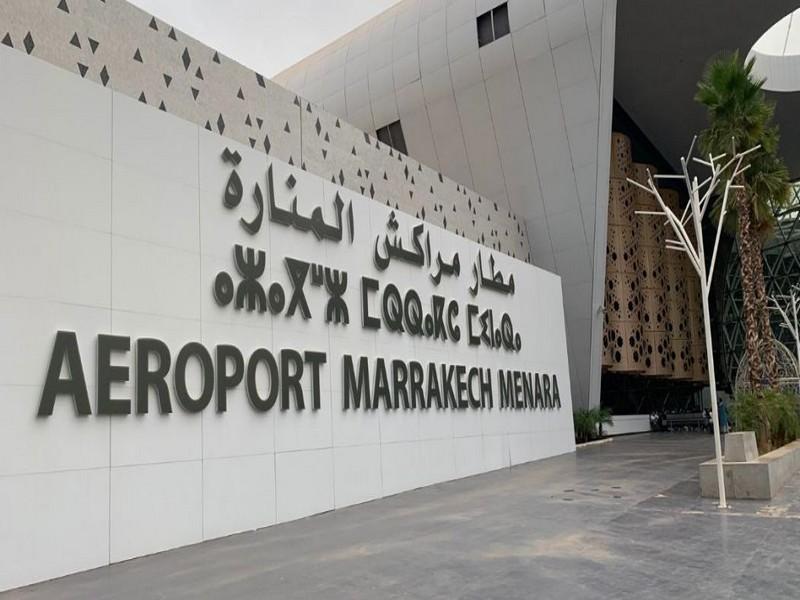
(0, 0, 530, 263)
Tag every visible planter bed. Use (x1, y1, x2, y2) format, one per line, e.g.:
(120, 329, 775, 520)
(699, 433, 800, 500)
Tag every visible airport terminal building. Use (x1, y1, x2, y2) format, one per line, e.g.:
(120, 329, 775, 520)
(0, 0, 798, 591)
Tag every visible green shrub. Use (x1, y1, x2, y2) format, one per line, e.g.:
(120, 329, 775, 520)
(573, 408, 614, 443)
(573, 409, 594, 443)
(732, 389, 800, 452)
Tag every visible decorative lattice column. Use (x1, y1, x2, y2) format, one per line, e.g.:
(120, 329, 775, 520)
(661, 187, 693, 379)
(603, 133, 645, 373)
(632, 163, 674, 377)
(685, 237, 708, 382)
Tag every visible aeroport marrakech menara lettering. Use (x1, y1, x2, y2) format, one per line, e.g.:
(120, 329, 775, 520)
(38, 148, 561, 418)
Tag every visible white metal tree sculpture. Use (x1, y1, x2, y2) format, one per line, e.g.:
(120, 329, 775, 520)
(769, 285, 800, 393)
(627, 137, 760, 509)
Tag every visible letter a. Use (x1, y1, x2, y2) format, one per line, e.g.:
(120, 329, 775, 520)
(38, 331, 91, 416)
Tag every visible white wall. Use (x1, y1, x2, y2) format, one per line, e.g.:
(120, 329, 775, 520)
(604, 415, 651, 436)
(0, 47, 574, 591)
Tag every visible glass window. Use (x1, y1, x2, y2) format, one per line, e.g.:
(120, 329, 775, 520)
(376, 125, 392, 147)
(477, 10, 494, 47)
(477, 3, 509, 47)
(388, 120, 408, 155)
(376, 120, 407, 155)
(492, 3, 510, 39)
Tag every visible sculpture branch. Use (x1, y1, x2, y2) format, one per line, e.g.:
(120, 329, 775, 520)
(769, 287, 800, 391)
(628, 137, 760, 511)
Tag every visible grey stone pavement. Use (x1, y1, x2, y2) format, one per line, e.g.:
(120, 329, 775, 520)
(5, 433, 800, 599)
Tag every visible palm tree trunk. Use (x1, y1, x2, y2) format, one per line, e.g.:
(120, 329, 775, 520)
(735, 186, 766, 386)
(749, 217, 778, 383)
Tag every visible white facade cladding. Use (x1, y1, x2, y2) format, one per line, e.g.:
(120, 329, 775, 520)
(0, 0, 531, 262)
(0, 45, 574, 591)
(275, 0, 618, 408)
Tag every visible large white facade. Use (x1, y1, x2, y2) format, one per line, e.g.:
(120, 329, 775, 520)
(0, 46, 574, 591)
(276, 0, 618, 408)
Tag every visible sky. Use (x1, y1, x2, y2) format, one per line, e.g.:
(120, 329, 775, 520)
(128, 0, 400, 78)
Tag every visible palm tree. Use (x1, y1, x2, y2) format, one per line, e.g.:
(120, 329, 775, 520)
(593, 407, 614, 438)
(695, 52, 790, 388)
(572, 408, 614, 443)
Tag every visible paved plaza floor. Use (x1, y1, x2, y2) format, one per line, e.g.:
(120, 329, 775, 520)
(5, 432, 800, 599)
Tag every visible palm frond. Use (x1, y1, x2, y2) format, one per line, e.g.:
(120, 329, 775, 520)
(696, 51, 790, 236)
